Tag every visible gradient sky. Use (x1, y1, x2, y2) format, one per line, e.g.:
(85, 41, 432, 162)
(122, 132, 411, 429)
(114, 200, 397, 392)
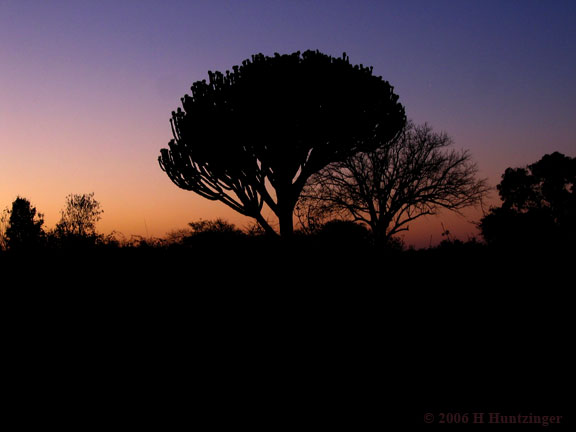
(1, 0, 575, 247)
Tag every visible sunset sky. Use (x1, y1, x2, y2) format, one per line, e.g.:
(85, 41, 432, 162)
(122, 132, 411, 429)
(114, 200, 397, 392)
(1, 0, 574, 247)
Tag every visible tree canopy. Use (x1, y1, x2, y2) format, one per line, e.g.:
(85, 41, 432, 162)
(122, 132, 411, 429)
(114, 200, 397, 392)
(159, 50, 406, 236)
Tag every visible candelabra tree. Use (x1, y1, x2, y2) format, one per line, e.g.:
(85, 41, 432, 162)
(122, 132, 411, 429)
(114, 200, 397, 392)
(159, 50, 406, 236)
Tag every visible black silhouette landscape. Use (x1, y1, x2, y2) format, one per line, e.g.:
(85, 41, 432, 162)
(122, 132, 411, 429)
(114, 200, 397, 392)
(2, 50, 573, 428)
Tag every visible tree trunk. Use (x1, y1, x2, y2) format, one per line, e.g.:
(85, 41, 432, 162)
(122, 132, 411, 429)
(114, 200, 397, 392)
(372, 221, 390, 248)
(255, 214, 278, 237)
(278, 204, 294, 237)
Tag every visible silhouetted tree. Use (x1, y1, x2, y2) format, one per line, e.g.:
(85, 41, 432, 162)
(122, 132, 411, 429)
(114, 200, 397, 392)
(159, 50, 406, 237)
(55, 193, 103, 241)
(480, 152, 575, 247)
(298, 122, 489, 245)
(4, 197, 45, 251)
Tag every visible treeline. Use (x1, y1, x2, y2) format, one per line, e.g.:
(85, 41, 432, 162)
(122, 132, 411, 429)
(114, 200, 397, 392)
(1, 153, 573, 260)
(0, 207, 404, 254)
(0, 195, 476, 266)
(0, 192, 105, 251)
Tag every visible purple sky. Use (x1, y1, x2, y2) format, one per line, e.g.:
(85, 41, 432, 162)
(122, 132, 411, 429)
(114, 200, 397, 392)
(1, 0, 575, 246)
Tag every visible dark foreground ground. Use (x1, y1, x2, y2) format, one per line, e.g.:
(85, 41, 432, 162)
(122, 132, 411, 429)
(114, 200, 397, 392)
(1, 241, 573, 429)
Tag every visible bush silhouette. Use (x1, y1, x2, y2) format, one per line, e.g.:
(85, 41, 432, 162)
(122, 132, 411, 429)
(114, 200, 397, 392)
(159, 50, 406, 237)
(182, 219, 245, 245)
(317, 220, 371, 246)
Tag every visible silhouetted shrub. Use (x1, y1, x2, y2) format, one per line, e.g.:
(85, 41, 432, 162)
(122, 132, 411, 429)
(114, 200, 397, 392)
(173, 219, 247, 249)
(317, 220, 371, 246)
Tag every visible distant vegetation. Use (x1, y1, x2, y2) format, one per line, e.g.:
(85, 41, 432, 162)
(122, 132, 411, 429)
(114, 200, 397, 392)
(0, 148, 576, 255)
(1, 158, 572, 261)
(0, 192, 108, 252)
(479, 151, 575, 249)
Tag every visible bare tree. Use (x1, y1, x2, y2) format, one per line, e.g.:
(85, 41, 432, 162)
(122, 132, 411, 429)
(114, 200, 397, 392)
(56, 192, 103, 238)
(298, 122, 489, 245)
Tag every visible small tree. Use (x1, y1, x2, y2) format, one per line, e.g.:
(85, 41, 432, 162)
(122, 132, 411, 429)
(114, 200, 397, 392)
(480, 152, 575, 247)
(159, 50, 406, 237)
(298, 122, 489, 245)
(56, 193, 103, 239)
(4, 197, 45, 251)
